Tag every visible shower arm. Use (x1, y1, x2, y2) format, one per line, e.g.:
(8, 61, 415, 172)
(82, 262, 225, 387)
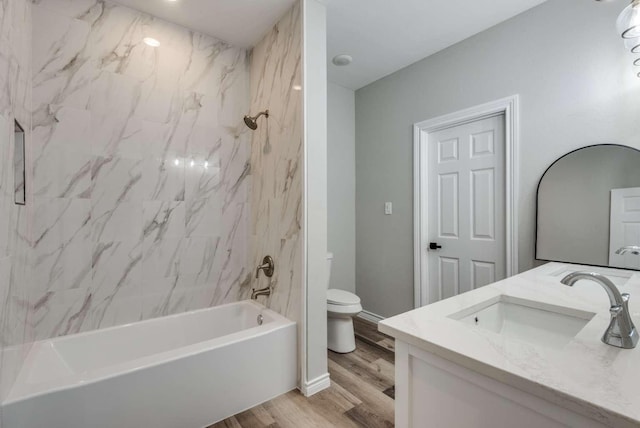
(254, 110, 269, 120)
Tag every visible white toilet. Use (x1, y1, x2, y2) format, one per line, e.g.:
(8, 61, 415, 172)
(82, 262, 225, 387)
(326, 252, 362, 353)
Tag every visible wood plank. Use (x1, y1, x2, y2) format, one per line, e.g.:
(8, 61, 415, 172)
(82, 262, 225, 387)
(327, 359, 395, 425)
(329, 350, 394, 392)
(262, 390, 337, 427)
(234, 405, 279, 428)
(210, 416, 243, 428)
(307, 380, 362, 413)
(353, 317, 393, 343)
(342, 337, 394, 365)
(345, 404, 395, 428)
(377, 338, 395, 353)
(383, 386, 395, 400)
(291, 387, 361, 428)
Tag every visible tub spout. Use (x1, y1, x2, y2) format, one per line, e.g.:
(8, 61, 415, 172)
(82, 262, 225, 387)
(251, 285, 272, 300)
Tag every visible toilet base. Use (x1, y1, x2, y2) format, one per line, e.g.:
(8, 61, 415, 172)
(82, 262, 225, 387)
(327, 314, 357, 353)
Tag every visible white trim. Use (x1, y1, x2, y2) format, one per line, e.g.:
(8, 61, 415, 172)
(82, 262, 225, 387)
(413, 95, 520, 308)
(301, 0, 308, 392)
(300, 373, 331, 397)
(357, 310, 385, 324)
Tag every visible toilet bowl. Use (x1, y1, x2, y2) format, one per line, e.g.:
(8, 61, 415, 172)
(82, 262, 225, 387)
(326, 253, 362, 353)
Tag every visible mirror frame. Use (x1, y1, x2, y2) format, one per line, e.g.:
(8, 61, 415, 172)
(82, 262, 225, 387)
(535, 143, 640, 270)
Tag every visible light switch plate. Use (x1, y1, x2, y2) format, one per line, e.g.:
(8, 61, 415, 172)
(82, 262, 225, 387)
(385, 202, 393, 215)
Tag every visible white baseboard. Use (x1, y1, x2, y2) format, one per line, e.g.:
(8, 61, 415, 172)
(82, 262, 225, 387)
(357, 309, 385, 324)
(300, 373, 330, 397)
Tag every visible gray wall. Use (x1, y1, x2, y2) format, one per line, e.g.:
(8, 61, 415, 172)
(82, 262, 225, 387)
(328, 83, 356, 293)
(355, 0, 640, 318)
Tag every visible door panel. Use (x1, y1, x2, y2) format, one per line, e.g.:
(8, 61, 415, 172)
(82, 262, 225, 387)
(427, 115, 506, 302)
(470, 130, 495, 158)
(439, 257, 459, 299)
(471, 260, 496, 290)
(609, 187, 640, 269)
(438, 138, 459, 163)
(438, 173, 459, 237)
(471, 168, 495, 240)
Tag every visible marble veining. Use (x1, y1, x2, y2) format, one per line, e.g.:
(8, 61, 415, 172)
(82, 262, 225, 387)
(249, 3, 303, 324)
(29, 0, 253, 341)
(0, 0, 33, 404)
(0, 0, 304, 409)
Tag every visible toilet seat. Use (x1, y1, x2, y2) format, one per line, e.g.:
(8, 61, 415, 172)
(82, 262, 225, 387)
(327, 289, 361, 306)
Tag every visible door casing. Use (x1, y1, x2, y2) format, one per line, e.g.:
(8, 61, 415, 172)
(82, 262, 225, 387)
(413, 95, 520, 308)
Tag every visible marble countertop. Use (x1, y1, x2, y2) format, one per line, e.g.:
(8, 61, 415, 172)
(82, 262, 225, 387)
(379, 262, 640, 428)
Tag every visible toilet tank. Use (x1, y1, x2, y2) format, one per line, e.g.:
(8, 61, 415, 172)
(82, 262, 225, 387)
(326, 252, 333, 289)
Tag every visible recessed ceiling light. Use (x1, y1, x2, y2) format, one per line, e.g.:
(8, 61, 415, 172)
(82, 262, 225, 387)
(332, 54, 353, 66)
(143, 37, 161, 47)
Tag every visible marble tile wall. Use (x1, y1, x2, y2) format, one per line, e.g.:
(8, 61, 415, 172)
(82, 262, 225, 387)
(29, 0, 253, 340)
(249, 4, 303, 324)
(0, 0, 32, 404)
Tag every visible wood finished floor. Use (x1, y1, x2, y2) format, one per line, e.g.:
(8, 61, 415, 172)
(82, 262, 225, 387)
(210, 318, 395, 428)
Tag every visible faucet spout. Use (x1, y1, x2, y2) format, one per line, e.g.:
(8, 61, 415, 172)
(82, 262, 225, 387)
(251, 285, 272, 300)
(561, 272, 624, 307)
(561, 271, 638, 349)
(616, 246, 640, 256)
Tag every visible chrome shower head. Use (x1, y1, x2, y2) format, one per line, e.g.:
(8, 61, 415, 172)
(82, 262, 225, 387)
(244, 110, 269, 130)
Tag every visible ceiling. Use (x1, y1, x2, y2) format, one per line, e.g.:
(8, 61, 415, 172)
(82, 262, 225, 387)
(112, 0, 297, 48)
(113, 0, 549, 90)
(326, 0, 549, 89)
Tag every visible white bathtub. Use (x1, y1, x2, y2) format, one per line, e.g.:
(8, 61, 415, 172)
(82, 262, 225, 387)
(1, 300, 297, 428)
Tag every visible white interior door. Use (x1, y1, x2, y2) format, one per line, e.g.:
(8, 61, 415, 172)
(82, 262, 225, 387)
(609, 187, 640, 269)
(426, 115, 506, 301)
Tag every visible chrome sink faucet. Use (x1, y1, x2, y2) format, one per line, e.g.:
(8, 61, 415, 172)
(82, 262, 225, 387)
(561, 272, 638, 349)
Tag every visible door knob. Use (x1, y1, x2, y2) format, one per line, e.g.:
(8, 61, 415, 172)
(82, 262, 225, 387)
(429, 242, 442, 250)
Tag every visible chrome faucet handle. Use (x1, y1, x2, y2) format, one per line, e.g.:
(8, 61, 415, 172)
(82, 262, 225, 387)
(255, 255, 275, 279)
(616, 246, 640, 255)
(561, 272, 638, 349)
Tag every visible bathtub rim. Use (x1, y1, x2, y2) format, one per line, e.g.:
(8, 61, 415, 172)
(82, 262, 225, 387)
(3, 300, 295, 406)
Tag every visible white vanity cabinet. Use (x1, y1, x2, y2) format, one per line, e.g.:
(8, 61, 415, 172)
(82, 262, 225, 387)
(380, 263, 640, 428)
(395, 341, 606, 428)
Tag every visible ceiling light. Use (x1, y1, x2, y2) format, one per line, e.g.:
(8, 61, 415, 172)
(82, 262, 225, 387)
(332, 54, 353, 66)
(143, 37, 161, 47)
(617, 0, 640, 39)
(292, 84, 302, 91)
(612, 0, 640, 76)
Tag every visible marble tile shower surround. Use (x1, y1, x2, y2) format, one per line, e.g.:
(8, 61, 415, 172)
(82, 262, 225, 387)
(29, 0, 254, 341)
(0, 0, 33, 403)
(249, 3, 303, 324)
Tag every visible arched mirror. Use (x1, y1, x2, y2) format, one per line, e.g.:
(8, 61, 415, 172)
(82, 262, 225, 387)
(536, 144, 640, 270)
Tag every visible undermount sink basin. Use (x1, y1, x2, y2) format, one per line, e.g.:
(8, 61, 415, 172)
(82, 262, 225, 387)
(450, 296, 595, 350)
